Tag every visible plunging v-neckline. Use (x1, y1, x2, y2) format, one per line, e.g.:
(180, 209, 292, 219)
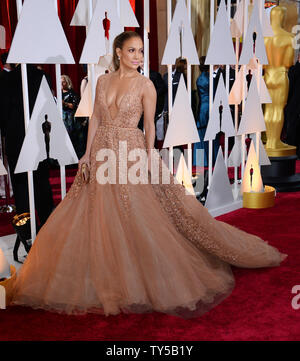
(105, 74, 140, 122)
(107, 93, 129, 121)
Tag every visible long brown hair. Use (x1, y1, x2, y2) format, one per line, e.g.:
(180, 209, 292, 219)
(113, 31, 143, 70)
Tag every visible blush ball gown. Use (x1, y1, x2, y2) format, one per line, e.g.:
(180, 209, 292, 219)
(10, 73, 286, 317)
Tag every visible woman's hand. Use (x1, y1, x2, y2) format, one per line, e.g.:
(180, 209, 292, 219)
(78, 152, 90, 169)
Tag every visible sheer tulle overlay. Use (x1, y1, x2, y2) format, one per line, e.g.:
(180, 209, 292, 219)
(11, 73, 286, 317)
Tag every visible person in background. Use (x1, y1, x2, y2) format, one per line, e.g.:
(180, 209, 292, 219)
(0, 53, 15, 200)
(162, 58, 187, 157)
(80, 64, 88, 97)
(193, 58, 221, 200)
(0, 52, 15, 74)
(137, 61, 166, 148)
(163, 58, 187, 115)
(61, 75, 80, 157)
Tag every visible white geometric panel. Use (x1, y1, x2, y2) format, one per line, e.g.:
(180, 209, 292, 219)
(163, 75, 200, 148)
(15, 77, 78, 174)
(0, 159, 7, 176)
(120, 0, 139, 27)
(70, 0, 97, 27)
(230, 0, 244, 38)
(253, 70, 272, 104)
(80, 0, 124, 64)
(76, 56, 112, 117)
(228, 135, 247, 167)
(205, 147, 234, 211)
(249, 133, 271, 166)
(237, 77, 266, 135)
(239, 2, 268, 65)
(229, 67, 271, 105)
(253, 0, 274, 37)
(205, 0, 236, 65)
(204, 76, 235, 141)
(0, 248, 10, 280)
(0, 25, 5, 49)
(241, 140, 264, 194)
(76, 81, 93, 118)
(161, 0, 199, 65)
(7, 0, 75, 64)
(0, 285, 5, 309)
(175, 154, 195, 196)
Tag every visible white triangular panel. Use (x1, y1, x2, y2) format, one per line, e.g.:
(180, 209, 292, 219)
(237, 77, 266, 135)
(228, 135, 247, 167)
(254, 0, 274, 37)
(76, 56, 112, 117)
(80, 0, 124, 64)
(249, 134, 271, 166)
(0, 285, 5, 309)
(239, 2, 268, 65)
(120, 0, 139, 27)
(0, 248, 10, 280)
(15, 77, 78, 173)
(0, 159, 7, 176)
(204, 77, 235, 141)
(205, 147, 234, 210)
(229, 67, 271, 105)
(230, 0, 244, 37)
(253, 70, 272, 104)
(70, 0, 97, 27)
(175, 154, 195, 196)
(97, 54, 114, 71)
(7, 0, 74, 64)
(76, 82, 93, 118)
(161, 0, 199, 65)
(241, 140, 264, 193)
(163, 76, 200, 148)
(0, 25, 5, 49)
(205, 0, 236, 65)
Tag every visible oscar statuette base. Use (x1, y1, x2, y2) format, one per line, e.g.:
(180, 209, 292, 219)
(261, 155, 300, 192)
(265, 145, 296, 157)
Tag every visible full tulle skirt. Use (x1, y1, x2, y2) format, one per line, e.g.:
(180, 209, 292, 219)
(10, 125, 286, 317)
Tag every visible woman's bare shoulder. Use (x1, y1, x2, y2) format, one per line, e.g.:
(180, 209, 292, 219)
(139, 74, 155, 95)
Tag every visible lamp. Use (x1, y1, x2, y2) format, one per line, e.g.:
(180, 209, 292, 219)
(11, 213, 32, 263)
(241, 142, 275, 209)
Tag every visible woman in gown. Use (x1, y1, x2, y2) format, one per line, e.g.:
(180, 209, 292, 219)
(10, 31, 286, 318)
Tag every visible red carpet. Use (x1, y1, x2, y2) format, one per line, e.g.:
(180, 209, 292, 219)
(0, 191, 299, 340)
(0, 162, 299, 340)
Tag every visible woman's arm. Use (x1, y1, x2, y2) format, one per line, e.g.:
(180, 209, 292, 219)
(79, 77, 102, 166)
(143, 79, 157, 150)
(142, 78, 157, 172)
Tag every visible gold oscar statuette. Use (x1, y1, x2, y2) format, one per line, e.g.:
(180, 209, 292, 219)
(263, 5, 297, 157)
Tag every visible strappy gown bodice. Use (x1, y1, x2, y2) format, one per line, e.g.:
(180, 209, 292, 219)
(99, 73, 144, 129)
